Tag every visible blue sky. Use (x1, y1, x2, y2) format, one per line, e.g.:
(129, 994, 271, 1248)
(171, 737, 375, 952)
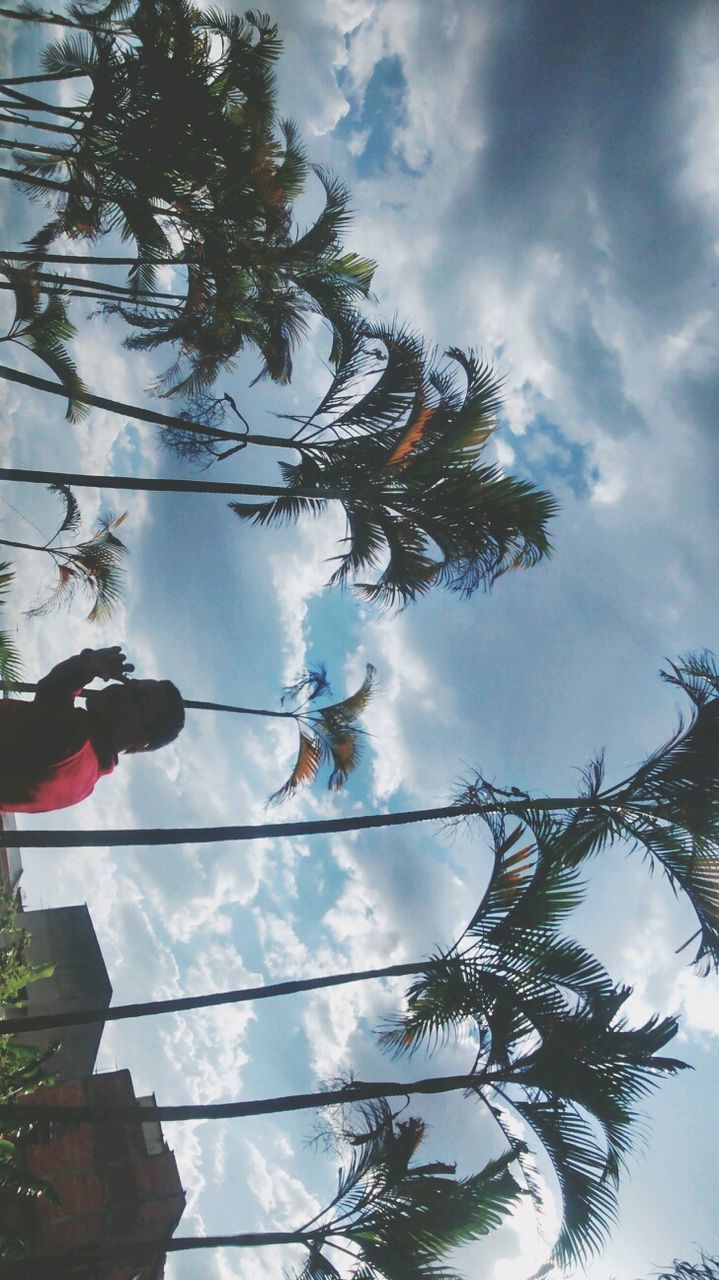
(2, 2, 719, 1278)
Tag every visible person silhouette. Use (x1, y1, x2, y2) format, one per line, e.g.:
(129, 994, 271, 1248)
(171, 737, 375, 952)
(0, 646, 184, 813)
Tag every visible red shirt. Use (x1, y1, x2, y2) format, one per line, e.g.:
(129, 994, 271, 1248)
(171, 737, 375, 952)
(0, 659, 116, 813)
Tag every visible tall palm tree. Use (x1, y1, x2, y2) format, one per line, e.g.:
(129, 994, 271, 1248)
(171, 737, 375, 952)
(1, 1101, 523, 1277)
(1, 654, 715, 966)
(0, 320, 559, 606)
(0, 483, 126, 622)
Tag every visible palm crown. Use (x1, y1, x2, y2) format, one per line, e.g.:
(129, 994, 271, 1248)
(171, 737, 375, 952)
(453, 651, 719, 971)
(230, 319, 558, 606)
(378, 814, 686, 1267)
(7, 3, 376, 389)
(292, 1097, 523, 1280)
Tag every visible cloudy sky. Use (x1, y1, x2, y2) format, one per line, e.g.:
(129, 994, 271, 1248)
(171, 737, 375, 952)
(2, 1, 719, 1277)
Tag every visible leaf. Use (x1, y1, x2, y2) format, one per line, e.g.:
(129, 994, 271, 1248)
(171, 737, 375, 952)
(268, 731, 322, 805)
(513, 1097, 618, 1268)
(47, 483, 81, 535)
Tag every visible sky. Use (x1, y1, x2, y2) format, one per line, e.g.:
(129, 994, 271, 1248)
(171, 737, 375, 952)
(1, 1, 719, 1277)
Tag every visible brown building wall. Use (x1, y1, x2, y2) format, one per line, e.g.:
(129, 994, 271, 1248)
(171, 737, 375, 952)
(9, 1070, 186, 1279)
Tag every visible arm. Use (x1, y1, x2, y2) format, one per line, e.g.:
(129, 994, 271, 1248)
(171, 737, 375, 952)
(34, 647, 135, 704)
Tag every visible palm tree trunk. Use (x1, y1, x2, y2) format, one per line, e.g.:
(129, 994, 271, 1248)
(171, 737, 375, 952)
(0, 6, 94, 27)
(26, 268, 186, 300)
(0, 1071, 479, 1125)
(0, 465, 342, 500)
(0, 250, 155, 264)
(0, 796, 599, 849)
(0, 86, 86, 120)
(0, 136, 65, 154)
(0, 681, 298, 718)
(0, 535, 50, 553)
(0, 959, 426, 1036)
(0, 112, 79, 134)
(0, 161, 72, 190)
(0, 278, 185, 309)
(0, 363, 300, 449)
(0, 71, 86, 86)
(0, 1230, 316, 1278)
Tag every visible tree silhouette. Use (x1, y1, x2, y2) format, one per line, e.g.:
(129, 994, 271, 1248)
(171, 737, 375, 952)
(0, 4, 376, 387)
(0, 318, 558, 606)
(0, 1100, 524, 1277)
(0, 830, 687, 1268)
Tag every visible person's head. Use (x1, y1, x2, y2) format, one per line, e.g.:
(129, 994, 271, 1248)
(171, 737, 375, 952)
(85, 679, 185, 755)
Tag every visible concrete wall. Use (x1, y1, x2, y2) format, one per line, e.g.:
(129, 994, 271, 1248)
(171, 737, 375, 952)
(13, 905, 113, 1081)
(0, 811, 22, 897)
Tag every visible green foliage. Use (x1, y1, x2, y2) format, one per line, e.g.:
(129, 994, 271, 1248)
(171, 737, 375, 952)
(270, 663, 376, 804)
(456, 652, 719, 971)
(294, 1099, 523, 1280)
(0, 894, 59, 1258)
(378, 815, 687, 1269)
(7, 2, 376, 390)
(231, 321, 557, 607)
(0, 563, 22, 687)
(23, 492, 127, 624)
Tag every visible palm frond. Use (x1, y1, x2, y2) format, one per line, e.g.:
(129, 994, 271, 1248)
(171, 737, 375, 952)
(656, 1256, 719, 1280)
(25, 561, 82, 619)
(548, 681, 719, 969)
(293, 1245, 342, 1280)
(660, 650, 719, 706)
(282, 665, 331, 707)
(46, 482, 81, 535)
(0, 563, 22, 686)
(512, 1096, 618, 1268)
(230, 494, 327, 526)
(42, 31, 99, 76)
(268, 730, 322, 805)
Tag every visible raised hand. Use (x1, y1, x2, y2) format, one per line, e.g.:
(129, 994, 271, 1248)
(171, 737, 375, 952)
(81, 646, 135, 683)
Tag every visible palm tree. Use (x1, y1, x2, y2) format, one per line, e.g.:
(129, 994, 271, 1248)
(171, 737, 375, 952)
(0, 803, 589, 1037)
(1, 4, 377, 383)
(0, 483, 126, 622)
(1, 654, 716, 966)
(1, 1101, 523, 1277)
(0, 320, 559, 606)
